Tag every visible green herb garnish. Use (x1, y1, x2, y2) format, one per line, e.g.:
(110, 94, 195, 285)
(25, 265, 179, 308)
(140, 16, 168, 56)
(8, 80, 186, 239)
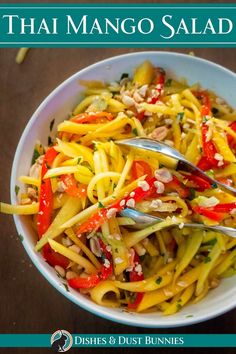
(48, 136, 53, 146)
(205, 169, 215, 178)
(156, 276, 162, 285)
(132, 128, 138, 136)
(15, 185, 20, 196)
(211, 107, 219, 115)
(49, 118, 55, 132)
(120, 73, 129, 81)
(204, 256, 212, 263)
(177, 112, 184, 121)
(176, 303, 182, 310)
(18, 234, 24, 242)
(165, 79, 172, 87)
(188, 188, 196, 201)
(98, 201, 105, 208)
(62, 283, 70, 292)
(207, 238, 217, 246)
(31, 148, 40, 165)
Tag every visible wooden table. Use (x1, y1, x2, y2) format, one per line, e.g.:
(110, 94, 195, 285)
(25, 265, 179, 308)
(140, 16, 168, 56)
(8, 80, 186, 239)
(0, 2, 236, 354)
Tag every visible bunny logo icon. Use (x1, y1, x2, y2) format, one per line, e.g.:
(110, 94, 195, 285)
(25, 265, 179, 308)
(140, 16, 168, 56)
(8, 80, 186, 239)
(51, 330, 73, 352)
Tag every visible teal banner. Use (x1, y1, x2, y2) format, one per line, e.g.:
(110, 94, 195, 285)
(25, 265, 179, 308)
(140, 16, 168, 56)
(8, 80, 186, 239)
(0, 3, 236, 47)
(0, 334, 236, 348)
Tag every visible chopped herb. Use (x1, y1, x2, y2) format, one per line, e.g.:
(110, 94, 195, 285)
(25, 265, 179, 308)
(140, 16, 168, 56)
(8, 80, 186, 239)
(129, 292, 137, 304)
(177, 112, 184, 121)
(206, 169, 215, 178)
(140, 255, 145, 262)
(93, 142, 98, 151)
(156, 276, 162, 285)
(77, 157, 82, 164)
(49, 118, 55, 132)
(176, 303, 182, 310)
(48, 136, 53, 146)
(18, 234, 24, 242)
(165, 79, 172, 87)
(211, 107, 219, 115)
(204, 256, 212, 263)
(207, 238, 217, 246)
(211, 182, 217, 189)
(185, 314, 193, 318)
(62, 283, 70, 292)
(15, 185, 20, 196)
(101, 253, 106, 262)
(31, 148, 40, 165)
(202, 116, 208, 123)
(120, 73, 129, 81)
(98, 201, 105, 208)
(132, 128, 138, 136)
(187, 188, 196, 201)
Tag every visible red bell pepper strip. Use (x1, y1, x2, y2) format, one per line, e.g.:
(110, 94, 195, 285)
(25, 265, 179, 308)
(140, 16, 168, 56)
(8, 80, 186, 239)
(131, 160, 153, 181)
(193, 206, 225, 222)
(136, 111, 145, 121)
(38, 148, 69, 268)
(37, 149, 55, 237)
(128, 292, 144, 310)
(193, 91, 220, 170)
(68, 262, 112, 289)
(42, 244, 70, 269)
(44, 147, 58, 167)
(197, 156, 211, 171)
(68, 239, 112, 289)
(76, 177, 157, 235)
(150, 67, 165, 104)
(60, 174, 87, 198)
(165, 175, 190, 198)
(193, 90, 212, 116)
(201, 123, 219, 168)
(182, 173, 212, 191)
(128, 253, 144, 309)
(227, 122, 236, 149)
(212, 202, 236, 213)
(71, 112, 113, 124)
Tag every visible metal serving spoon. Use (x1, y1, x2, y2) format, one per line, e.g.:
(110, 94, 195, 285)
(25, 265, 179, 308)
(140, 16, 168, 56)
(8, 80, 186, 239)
(117, 137, 236, 196)
(120, 208, 236, 238)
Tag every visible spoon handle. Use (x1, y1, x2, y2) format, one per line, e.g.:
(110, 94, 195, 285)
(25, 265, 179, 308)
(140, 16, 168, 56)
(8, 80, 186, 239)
(120, 208, 236, 238)
(117, 137, 236, 196)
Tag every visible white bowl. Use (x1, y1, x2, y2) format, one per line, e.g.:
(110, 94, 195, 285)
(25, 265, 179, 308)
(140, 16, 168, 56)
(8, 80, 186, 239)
(11, 51, 236, 327)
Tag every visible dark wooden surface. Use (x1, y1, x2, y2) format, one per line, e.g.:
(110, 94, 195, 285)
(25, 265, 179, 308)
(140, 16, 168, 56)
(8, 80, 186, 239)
(0, 0, 236, 353)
